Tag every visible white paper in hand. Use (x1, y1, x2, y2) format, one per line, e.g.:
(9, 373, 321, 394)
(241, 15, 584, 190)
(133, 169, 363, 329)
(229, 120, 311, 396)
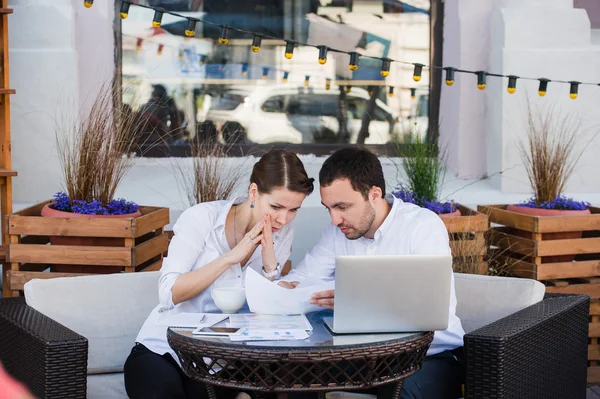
(245, 268, 334, 315)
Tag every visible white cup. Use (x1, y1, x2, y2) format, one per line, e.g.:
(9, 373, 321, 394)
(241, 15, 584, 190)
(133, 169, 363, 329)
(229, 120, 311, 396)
(211, 287, 246, 314)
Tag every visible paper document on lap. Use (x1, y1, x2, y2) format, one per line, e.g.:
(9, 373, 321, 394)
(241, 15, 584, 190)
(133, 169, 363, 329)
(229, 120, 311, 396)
(245, 268, 334, 315)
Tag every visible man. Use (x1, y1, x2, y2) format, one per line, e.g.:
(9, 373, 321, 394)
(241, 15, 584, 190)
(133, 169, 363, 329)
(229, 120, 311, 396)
(279, 147, 465, 398)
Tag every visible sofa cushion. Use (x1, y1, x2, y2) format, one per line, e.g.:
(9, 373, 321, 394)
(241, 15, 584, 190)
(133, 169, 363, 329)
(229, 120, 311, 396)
(24, 272, 160, 374)
(88, 373, 127, 399)
(454, 273, 546, 333)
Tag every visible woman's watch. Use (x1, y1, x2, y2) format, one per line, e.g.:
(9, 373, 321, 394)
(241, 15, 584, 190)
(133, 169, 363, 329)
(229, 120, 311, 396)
(262, 263, 280, 278)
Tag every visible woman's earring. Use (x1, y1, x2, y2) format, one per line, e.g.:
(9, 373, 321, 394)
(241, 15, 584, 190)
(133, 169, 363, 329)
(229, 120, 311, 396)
(250, 201, 254, 209)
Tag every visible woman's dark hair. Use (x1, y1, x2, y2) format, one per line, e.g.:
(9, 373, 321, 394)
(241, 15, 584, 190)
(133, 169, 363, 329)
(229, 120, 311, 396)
(319, 147, 385, 200)
(250, 149, 314, 196)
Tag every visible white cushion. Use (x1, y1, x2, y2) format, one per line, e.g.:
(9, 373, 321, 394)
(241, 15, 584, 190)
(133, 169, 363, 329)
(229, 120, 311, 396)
(454, 273, 546, 333)
(24, 272, 160, 374)
(87, 373, 127, 399)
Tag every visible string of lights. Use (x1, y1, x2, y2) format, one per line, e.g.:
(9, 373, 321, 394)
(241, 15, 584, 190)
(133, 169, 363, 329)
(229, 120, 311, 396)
(86, 0, 595, 100)
(124, 34, 427, 99)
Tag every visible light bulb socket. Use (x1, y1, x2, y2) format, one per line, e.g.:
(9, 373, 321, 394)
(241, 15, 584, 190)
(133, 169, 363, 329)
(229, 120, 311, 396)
(251, 35, 262, 52)
(119, 1, 130, 18)
(348, 52, 360, 71)
(476, 71, 487, 90)
(284, 41, 295, 59)
(410, 88, 416, 99)
(413, 63, 424, 82)
(282, 71, 289, 82)
(388, 87, 394, 97)
(443, 67, 455, 86)
(317, 46, 328, 65)
(569, 81, 580, 99)
(380, 58, 391, 77)
(507, 75, 518, 94)
(219, 26, 230, 44)
(157, 44, 164, 55)
(152, 10, 163, 28)
(185, 19, 197, 37)
(538, 78, 550, 96)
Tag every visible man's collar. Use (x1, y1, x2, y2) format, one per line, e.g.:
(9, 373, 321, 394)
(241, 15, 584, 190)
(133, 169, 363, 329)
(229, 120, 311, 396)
(373, 193, 400, 241)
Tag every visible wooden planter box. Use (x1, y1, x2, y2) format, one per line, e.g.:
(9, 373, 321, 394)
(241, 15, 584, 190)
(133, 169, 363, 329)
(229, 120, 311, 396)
(4, 200, 170, 297)
(442, 205, 489, 275)
(478, 204, 600, 382)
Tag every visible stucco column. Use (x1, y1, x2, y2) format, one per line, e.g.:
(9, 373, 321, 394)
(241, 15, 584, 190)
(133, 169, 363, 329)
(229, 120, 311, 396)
(486, 0, 600, 193)
(9, 0, 114, 203)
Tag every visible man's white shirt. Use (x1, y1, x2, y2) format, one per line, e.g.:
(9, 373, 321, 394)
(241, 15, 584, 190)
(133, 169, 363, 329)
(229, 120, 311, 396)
(282, 194, 465, 355)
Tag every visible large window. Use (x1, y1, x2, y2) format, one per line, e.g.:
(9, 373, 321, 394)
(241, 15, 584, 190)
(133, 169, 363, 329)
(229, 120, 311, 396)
(118, 0, 436, 156)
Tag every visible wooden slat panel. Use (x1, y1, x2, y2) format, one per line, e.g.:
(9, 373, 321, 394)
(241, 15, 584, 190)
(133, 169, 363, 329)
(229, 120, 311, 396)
(449, 239, 486, 257)
(140, 259, 163, 272)
(590, 345, 600, 361)
(588, 367, 600, 384)
(11, 201, 50, 217)
(488, 228, 537, 257)
(133, 207, 169, 238)
(495, 255, 537, 279)
(537, 260, 600, 280)
(7, 271, 92, 291)
(0, 8, 13, 14)
(537, 237, 600, 256)
(477, 205, 538, 232)
(443, 206, 488, 233)
(8, 216, 134, 237)
(0, 88, 15, 94)
(0, 168, 16, 176)
(591, 302, 600, 316)
(7, 244, 132, 266)
(590, 323, 600, 338)
(537, 214, 600, 233)
(546, 283, 600, 300)
(134, 233, 169, 266)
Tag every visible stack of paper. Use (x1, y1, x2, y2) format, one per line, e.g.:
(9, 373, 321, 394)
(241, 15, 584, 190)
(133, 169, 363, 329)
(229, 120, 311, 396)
(229, 329, 310, 342)
(158, 311, 229, 329)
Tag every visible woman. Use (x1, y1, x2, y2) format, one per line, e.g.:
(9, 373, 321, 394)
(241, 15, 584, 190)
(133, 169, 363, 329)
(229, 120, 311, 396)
(124, 149, 314, 399)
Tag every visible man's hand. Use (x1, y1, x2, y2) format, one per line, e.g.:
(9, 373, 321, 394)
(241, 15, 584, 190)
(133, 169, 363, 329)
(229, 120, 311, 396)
(310, 289, 334, 309)
(277, 281, 300, 289)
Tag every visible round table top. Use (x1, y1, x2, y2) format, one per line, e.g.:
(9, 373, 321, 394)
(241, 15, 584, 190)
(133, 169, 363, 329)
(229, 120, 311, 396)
(168, 310, 426, 350)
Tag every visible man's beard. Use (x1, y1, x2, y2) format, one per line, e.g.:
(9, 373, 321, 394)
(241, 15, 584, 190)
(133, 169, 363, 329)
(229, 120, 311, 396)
(339, 201, 376, 240)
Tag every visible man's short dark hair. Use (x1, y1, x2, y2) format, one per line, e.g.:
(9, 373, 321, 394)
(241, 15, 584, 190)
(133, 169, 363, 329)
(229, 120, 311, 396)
(319, 147, 386, 200)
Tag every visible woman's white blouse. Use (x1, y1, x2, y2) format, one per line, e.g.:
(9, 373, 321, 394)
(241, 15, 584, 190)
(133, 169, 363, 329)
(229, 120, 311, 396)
(136, 198, 295, 361)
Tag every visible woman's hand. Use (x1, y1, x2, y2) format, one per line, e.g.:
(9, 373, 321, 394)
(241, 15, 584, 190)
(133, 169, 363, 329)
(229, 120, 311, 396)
(225, 219, 264, 265)
(261, 215, 278, 275)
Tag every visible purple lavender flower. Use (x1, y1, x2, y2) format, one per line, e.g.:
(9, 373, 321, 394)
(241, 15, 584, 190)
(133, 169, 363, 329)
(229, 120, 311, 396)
(518, 196, 590, 211)
(51, 192, 140, 215)
(392, 187, 457, 215)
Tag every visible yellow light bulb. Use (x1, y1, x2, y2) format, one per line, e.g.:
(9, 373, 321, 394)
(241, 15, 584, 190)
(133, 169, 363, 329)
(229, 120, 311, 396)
(380, 70, 389, 77)
(185, 30, 194, 37)
(345, 86, 352, 93)
(285, 53, 293, 59)
(349, 64, 358, 71)
(570, 93, 578, 100)
(538, 91, 546, 97)
(252, 46, 261, 53)
(83, 0, 93, 8)
(507, 87, 516, 94)
(446, 80, 454, 86)
(318, 58, 326, 65)
(413, 75, 421, 82)
(477, 83, 486, 90)
(120, 12, 128, 19)
(219, 38, 229, 45)
(152, 21, 161, 28)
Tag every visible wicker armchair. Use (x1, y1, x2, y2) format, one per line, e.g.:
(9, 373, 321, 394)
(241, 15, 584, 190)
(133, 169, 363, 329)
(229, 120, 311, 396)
(0, 292, 589, 399)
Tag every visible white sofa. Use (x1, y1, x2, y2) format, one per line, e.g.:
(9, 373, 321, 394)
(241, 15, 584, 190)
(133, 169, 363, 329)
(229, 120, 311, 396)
(0, 272, 589, 399)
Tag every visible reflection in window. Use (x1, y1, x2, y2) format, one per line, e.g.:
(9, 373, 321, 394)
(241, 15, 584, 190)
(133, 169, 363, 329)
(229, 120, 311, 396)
(120, 0, 432, 153)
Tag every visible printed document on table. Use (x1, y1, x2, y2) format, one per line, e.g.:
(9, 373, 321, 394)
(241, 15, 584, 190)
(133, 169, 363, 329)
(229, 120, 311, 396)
(245, 268, 335, 315)
(229, 329, 310, 342)
(227, 313, 313, 331)
(158, 311, 229, 329)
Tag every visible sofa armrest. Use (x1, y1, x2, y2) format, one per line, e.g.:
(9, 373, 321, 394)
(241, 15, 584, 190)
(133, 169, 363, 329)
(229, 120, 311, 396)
(0, 297, 88, 399)
(464, 293, 589, 399)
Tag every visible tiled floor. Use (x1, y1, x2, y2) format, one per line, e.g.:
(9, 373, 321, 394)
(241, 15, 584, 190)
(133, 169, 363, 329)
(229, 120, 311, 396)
(588, 386, 600, 398)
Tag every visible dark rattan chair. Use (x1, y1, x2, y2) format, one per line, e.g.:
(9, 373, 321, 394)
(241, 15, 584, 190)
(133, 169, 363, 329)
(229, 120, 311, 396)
(0, 293, 589, 399)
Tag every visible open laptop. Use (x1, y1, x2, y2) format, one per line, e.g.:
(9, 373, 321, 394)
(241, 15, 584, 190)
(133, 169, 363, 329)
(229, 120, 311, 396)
(323, 254, 452, 334)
